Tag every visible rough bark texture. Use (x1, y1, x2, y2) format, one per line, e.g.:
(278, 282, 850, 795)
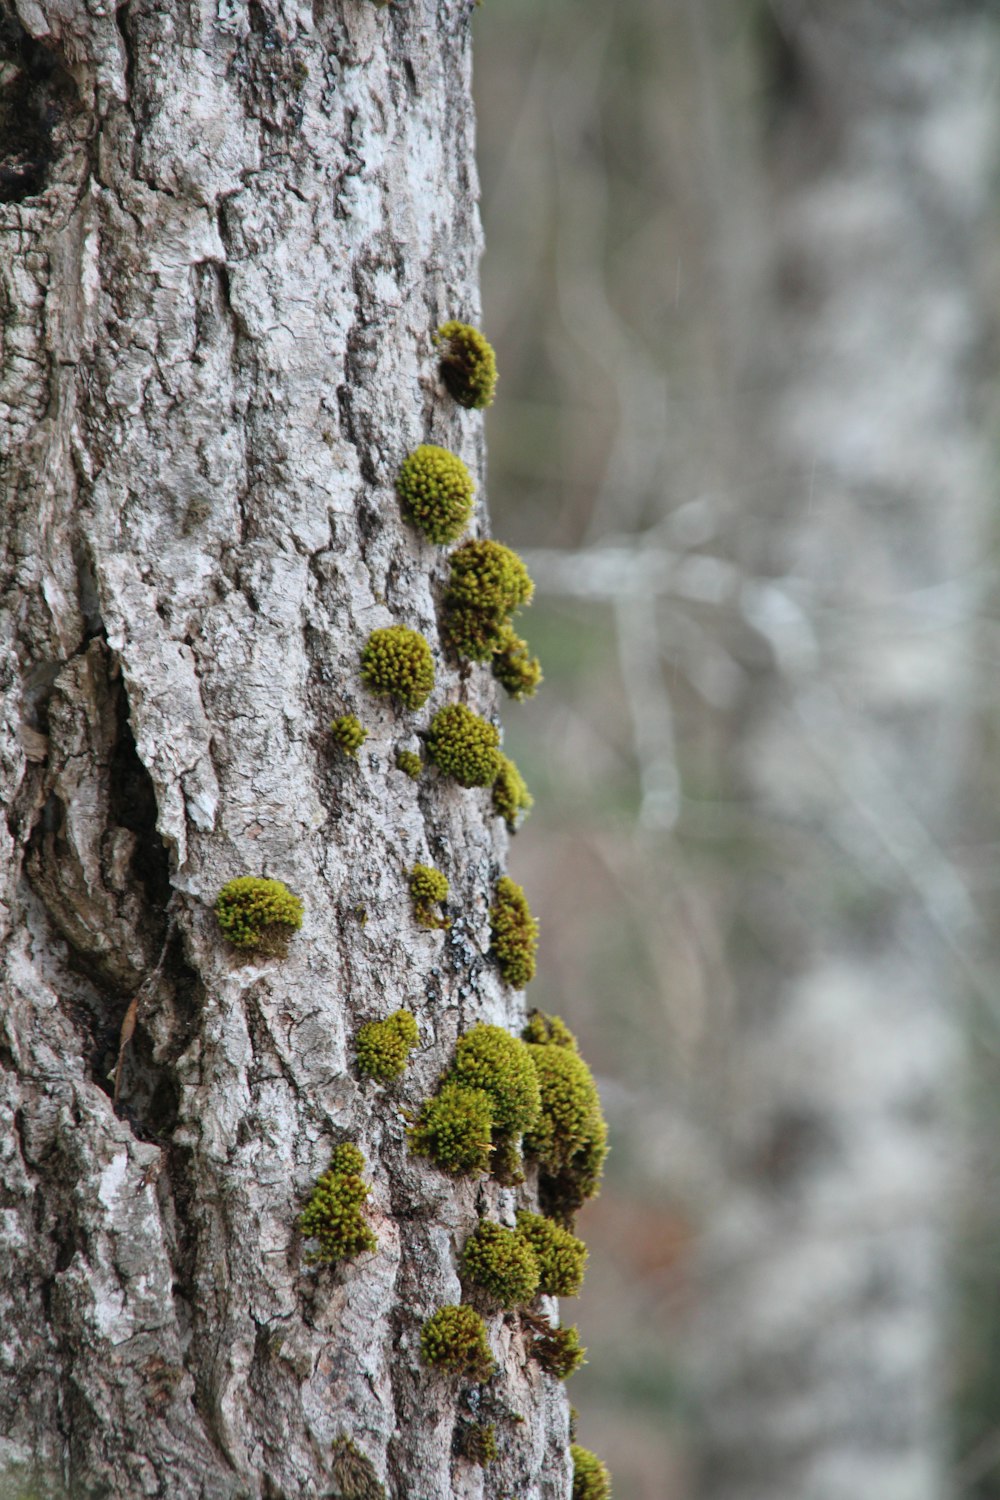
(0, 2, 570, 1496)
(695, 6, 998, 1500)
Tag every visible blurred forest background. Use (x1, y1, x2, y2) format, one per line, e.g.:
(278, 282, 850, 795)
(474, 3, 1000, 1498)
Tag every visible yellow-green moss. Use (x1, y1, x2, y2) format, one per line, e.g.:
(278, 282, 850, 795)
(523, 1015, 608, 1223)
(356, 1010, 419, 1082)
(489, 877, 539, 989)
(491, 627, 542, 702)
(361, 626, 435, 710)
(410, 1023, 543, 1182)
(396, 748, 423, 779)
(462, 1220, 540, 1309)
(329, 1436, 386, 1500)
(523, 1010, 576, 1049)
(420, 1304, 495, 1380)
(330, 714, 368, 757)
(426, 703, 501, 788)
(409, 863, 450, 930)
(299, 1143, 377, 1264)
(214, 876, 303, 956)
(527, 1317, 586, 1380)
(461, 1423, 498, 1467)
(443, 539, 534, 662)
(514, 1211, 588, 1298)
(492, 754, 533, 834)
(435, 320, 498, 409)
(453, 1023, 540, 1135)
(397, 444, 475, 545)
(409, 1082, 495, 1175)
(524, 1045, 606, 1175)
(571, 1444, 612, 1500)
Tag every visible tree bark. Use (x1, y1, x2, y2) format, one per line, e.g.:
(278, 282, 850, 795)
(0, 2, 569, 1496)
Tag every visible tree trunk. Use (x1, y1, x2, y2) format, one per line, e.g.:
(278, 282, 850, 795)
(695, 6, 998, 1499)
(0, 2, 569, 1496)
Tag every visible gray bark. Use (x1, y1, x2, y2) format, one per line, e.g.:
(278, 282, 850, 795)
(0, 2, 569, 1497)
(694, 7, 999, 1500)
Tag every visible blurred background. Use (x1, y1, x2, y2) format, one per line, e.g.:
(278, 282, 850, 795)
(474, 4, 1000, 1498)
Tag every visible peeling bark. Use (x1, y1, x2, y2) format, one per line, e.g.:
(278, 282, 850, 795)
(0, 2, 570, 1495)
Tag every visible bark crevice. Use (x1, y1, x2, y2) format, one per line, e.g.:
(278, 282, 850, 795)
(0, 10, 82, 203)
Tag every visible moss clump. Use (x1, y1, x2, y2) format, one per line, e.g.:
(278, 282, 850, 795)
(409, 1082, 495, 1175)
(462, 1220, 540, 1309)
(491, 627, 542, 702)
(489, 877, 539, 989)
(527, 1317, 586, 1380)
(523, 1010, 577, 1049)
(426, 704, 501, 788)
(396, 748, 423, 779)
(435, 320, 498, 410)
(492, 754, 533, 834)
(397, 444, 475, 545)
(453, 1023, 540, 1136)
(420, 1304, 495, 1381)
(571, 1445, 612, 1500)
(215, 876, 304, 956)
(514, 1211, 587, 1298)
(328, 1436, 386, 1500)
(409, 863, 450, 930)
(330, 714, 368, 757)
(356, 1009, 419, 1082)
(409, 1023, 540, 1181)
(460, 1423, 498, 1467)
(299, 1144, 377, 1264)
(443, 539, 534, 662)
(523, 1015, 608, 1223)
(361, 626, 435, 710)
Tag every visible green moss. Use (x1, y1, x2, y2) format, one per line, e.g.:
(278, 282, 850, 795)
(527, 1317, 586, 1380)
(397, 444, 475, 545)
(214, 876, 303, 956)
(571, 1444, 612, 1500)
(299, 1143, 377, 1264)
(356, 1009, 419, 1082)
(492, 754, 534, 834)
(460, 1422, 498, 1467)
(411, 1023, 542, 1181)
(452, 1023, 540, 1135)
(328, 1436, 386, 1499)
(420, 1304, 495, 1380)
(396, 748, 423, 779)
(443, 539, 534, 661)
(409, 863, 450, 930)
(434, 320, 498, 410)
(361, 626, 435, 710)
(330, 714, 368, 757)
(489, 877, 539, 989)
(514, 1211, 587, 1298)
(523, 1010, 576, 1049)
(523, 1017, 608, 1223)
(491, 627, 542, 702)
(426, 703, 501, 788)
(409, 1082, 495, 1175)
(462, 1220, 540, 1309)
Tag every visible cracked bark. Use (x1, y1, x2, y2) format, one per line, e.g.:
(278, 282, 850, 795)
(0, 2, 570, 1496)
